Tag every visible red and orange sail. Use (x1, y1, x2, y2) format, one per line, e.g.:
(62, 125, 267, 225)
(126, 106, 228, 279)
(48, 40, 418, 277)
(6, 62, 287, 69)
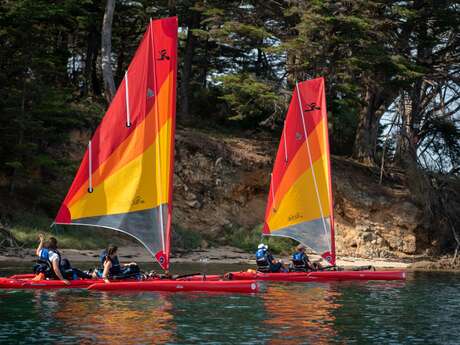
(55, 17, 178, 270)
(263, 78, 336, 265)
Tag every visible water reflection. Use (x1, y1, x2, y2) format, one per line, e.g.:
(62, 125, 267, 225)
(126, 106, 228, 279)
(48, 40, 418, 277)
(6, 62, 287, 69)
(263, 283, 342, 345)
(43, 291, 174, 344)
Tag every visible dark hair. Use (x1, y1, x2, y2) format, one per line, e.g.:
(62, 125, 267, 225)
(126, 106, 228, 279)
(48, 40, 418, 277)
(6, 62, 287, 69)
(107, 244, 118, 256)
(46, 237, 58, 251)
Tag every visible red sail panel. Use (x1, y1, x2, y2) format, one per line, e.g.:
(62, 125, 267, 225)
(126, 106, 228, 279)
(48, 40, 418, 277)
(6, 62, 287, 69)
(263, 78, 336, 265)
(55, 17, 178, 270)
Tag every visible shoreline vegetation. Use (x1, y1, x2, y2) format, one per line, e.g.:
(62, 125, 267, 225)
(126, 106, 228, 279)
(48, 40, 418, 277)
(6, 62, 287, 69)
(1, 244, 458, 273)
(1, 213, 459, 273)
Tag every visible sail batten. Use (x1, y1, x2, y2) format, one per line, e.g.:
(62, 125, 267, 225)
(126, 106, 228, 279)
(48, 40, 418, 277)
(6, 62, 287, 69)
(55, 17, 178, 270)
(264, 78, 336, 265)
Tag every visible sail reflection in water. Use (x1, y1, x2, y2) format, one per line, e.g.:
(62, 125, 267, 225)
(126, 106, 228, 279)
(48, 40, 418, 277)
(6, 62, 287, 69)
(49, 292, 174, 344)
(263, 285, 341, 345)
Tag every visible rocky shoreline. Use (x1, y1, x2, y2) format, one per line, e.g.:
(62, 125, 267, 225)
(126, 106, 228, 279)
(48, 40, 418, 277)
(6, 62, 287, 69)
(1, 245, 458, 272)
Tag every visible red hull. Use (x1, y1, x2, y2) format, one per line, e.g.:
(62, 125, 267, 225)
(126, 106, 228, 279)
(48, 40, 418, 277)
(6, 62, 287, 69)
(176, 274, 221, 281)
(88, 280, 259, 293)
(0, 277, 100, 289)
(227, 270, 406, 282)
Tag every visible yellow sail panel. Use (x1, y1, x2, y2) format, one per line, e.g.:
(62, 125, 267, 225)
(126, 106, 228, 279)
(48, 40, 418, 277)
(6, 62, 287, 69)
(69, 120, 172, 219)
(267, 156, 331, 231)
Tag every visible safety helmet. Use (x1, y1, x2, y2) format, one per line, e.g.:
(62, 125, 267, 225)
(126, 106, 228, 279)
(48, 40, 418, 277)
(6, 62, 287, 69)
(257, 243, 265, 249)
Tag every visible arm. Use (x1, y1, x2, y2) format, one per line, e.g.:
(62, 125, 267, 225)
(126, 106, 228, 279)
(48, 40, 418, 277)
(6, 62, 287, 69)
(36, 233, 45, 256)
(102, 260, 112, 283)
(52, 260, 70, 285)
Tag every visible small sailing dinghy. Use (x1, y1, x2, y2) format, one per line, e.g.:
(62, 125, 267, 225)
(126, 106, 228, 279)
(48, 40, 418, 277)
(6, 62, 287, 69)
(227, 78, 405, 282)
(0, 17, 257, 293)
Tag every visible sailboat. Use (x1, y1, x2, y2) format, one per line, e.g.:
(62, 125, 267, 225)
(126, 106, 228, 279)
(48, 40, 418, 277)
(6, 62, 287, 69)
(227, 78, 405, 282)
(0, 17, 257, 293)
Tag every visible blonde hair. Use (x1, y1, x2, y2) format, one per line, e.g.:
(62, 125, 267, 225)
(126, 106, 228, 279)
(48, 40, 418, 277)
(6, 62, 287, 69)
(296, 244, 305, 252)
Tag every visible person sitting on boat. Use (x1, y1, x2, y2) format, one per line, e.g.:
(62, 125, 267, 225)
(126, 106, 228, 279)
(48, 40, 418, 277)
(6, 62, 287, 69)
(255, 244, 287, 273)
(291, 244, 317, 272)
(34, 234, 90, 283)
(92, 245, 140, 283)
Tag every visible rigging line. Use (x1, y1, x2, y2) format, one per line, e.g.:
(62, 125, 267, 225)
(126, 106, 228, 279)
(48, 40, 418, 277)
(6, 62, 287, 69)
(295, 81, 330, 252)
(88, 140, 93, 193)
(283, 120, 288, 163)
(125, 71, 131, 127)
(150, 19, 166, 253)
(270, 173, 276, 212)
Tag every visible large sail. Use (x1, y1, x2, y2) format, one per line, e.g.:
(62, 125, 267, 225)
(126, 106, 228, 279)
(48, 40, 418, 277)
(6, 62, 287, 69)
(55, 17, 178, 270)
(263, 78, 336, 265)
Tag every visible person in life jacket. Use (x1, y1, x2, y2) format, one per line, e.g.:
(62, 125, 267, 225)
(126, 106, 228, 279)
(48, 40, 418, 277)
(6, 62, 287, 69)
(92, 244, 140, 283)
(255, 243, 287, 273)
(291, 244, 316, 272)
(34, 234, 70, 284)
(34, 234, 91, 282)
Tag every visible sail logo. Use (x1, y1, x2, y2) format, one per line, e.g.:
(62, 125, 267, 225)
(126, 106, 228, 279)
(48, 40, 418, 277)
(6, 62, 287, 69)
(132, 195, 145, 206)
(158, 49, 170, 61)
(304, 102, 320, 112)
(295, 132, 302, 140)
(288, 212, 303, 222)
(147, 88, 154, 98)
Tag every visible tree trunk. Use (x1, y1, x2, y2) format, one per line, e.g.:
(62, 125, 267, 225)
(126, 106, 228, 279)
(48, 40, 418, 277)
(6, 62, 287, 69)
(168, 0, 176, 16)
(84, 24, 99, 96)
(101, 0, 116, 104)
(353, 90, 380, 164)
(179, 11, 199, 119)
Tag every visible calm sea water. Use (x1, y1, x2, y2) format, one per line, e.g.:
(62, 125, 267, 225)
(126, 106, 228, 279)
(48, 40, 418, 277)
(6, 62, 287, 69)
(0, 262, 459, 345)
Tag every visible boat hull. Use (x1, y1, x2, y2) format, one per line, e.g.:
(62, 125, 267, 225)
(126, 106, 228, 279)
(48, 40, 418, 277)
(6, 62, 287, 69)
(0, 277, 100, 289)
(227, 270, 406, 282)
(88, 280, 259, 293)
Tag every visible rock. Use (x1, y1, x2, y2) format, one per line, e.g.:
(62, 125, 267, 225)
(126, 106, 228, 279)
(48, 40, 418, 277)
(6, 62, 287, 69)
(185, 200, 201, 208)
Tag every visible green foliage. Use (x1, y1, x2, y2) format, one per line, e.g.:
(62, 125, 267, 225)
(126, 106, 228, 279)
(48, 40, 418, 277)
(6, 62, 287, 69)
(226, 224, 296, 255)
(172, 225, 203, 251)
(218, 73, 282, 124)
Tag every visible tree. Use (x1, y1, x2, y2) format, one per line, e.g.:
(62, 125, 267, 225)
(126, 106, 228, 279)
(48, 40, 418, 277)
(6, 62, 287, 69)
(101, 0, 116, 103)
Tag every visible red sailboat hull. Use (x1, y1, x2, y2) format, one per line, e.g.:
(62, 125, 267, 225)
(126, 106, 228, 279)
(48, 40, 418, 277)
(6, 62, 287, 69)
(0, 277, 101, 289)
(227, 270, 406, 282)
(88, 280, 259, 293)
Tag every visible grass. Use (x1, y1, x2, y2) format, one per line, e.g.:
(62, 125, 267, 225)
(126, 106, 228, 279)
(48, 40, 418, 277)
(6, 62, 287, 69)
(172, 225, 204, 251)
(6, 212, 135, 250)
(226, 224, 297, 255)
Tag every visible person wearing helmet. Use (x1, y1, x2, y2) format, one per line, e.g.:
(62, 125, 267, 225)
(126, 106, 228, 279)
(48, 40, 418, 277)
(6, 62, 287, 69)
(255, 243, 286, 273)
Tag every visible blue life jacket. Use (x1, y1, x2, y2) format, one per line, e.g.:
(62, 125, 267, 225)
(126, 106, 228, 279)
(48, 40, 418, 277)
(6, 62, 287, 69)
(34, 248, 62, 277)
(292, 251, 306, 262)
(292, 251, 309, 271)
(256, 249, 269, 266)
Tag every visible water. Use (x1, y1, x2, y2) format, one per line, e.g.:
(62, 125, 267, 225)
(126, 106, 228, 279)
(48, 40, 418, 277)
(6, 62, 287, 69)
(0, 262, 459, 345)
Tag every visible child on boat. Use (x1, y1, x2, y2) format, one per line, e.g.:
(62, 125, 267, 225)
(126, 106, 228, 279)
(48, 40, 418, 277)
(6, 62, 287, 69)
(34, 234, 91, 283)
(92, 244, 141, 283)
(290, 244, 319, 272)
